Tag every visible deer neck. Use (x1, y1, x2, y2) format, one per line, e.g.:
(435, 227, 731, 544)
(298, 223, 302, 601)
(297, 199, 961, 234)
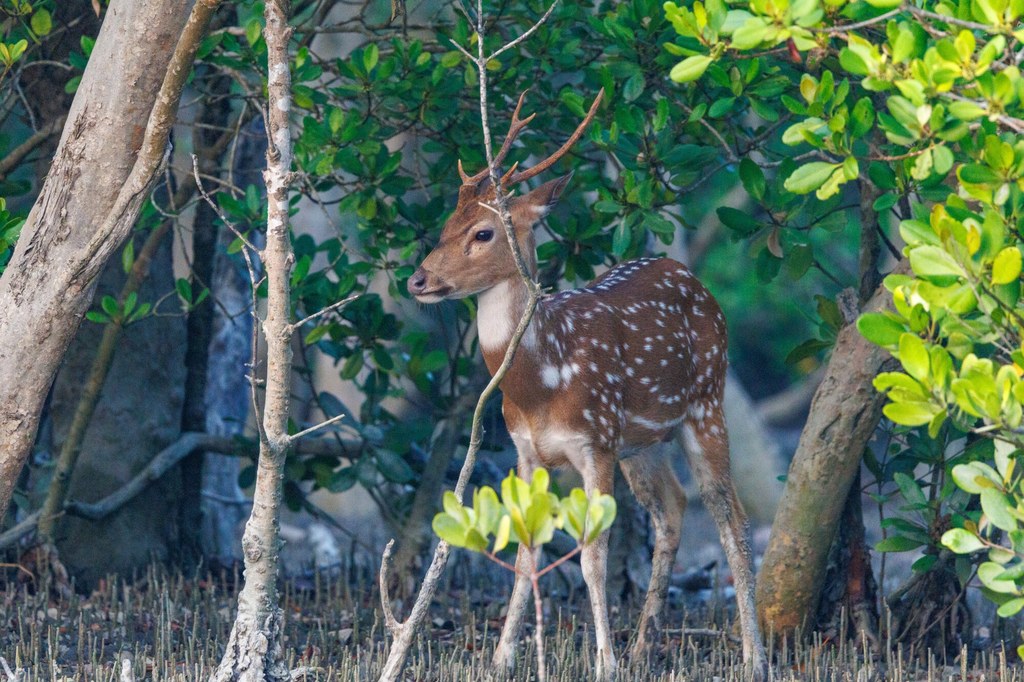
(476, 275, 537, 371)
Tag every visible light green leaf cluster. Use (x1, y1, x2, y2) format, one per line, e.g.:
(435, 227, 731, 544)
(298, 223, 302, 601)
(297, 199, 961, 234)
(431, 469, 617, 553)
(861, 192, 1024, 440)
(942, 441, 1024, 626)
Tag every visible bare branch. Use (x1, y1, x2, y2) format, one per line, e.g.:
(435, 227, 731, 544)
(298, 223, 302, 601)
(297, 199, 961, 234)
(812, 7, 902, 34)
(70, 0, 223, 284)
(289, 293, 359, 331)
(191, 153, 260, 253)
(0, 115, 64, 181)
(487, 0, 560, 62)
(287, 413, 348, 443)
(379, 539, 402, 634)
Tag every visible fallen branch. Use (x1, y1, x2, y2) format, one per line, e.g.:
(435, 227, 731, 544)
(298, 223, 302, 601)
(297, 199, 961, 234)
(0, 431, 363, 551)
(0, 115, 64, 181)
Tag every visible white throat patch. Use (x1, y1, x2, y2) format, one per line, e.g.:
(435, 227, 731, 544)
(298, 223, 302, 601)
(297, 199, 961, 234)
(477, 280, 536, 351)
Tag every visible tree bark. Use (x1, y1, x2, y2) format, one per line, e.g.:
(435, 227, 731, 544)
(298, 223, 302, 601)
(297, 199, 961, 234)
(755, 260, 909, 636)
(177, 69, 235, 568)
(211, 2, 295, 678)
(0, 0, 218, 524)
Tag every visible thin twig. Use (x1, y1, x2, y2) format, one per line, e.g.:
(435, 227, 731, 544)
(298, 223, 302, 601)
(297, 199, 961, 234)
(813, 7, 902, 34)
(487, 0, 559, 61)
(0, 656, 18, 682)
(288, 413, 348, 442)
(190, 154, 261, 253)
(289, 293, 359, 331)
(375, 1, 553, 677)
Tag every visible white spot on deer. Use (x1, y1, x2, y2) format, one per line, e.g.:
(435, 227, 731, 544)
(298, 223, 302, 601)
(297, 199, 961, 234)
(628, 413, 684, 431)
(541, 364, 560, 389)
(625, 367, 635, 377)
(681, 424, 702, 456)
(561, 363, 579, 383)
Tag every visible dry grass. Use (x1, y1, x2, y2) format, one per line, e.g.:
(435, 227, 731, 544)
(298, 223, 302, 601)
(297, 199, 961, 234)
(0, 561, 1019, 681)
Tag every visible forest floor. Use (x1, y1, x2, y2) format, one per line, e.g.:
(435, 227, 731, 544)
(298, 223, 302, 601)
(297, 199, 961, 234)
(0, 559, 1022, 682)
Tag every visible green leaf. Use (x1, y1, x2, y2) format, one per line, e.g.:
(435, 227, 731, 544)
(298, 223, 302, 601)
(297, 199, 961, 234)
(784, 162, 839, 195)
(176, 278, 193, 305)
(623, 73, 645, 102)
(121, 240, 135, 274)
(376, 450, 413, 483)
(981, 487, 1019, 532)
(883, 401, 937, 426)
(717, 206, 759, 236)
(363, 44, 379, 72)
(857, 312, 904, 346)
(612, 222, 630, 256)
(941, 528, 986, 554)
(897, 333, 930, 382)
(584, 493, 617, 544)
(979, 561, 1020, 593)
(245, 17, 262, 46)
(101, 295, 120, 319)
(992, 246, 1022, 285)
(959, 164, 1001, 185)
(493, 514, 511, 552)
(952, 462, 1002, 494)
(730, 18, 769, 49)
(894, 472, 927, 507)
(739, 158, 766, 201)
(669, 55, 712, 83)
(433, 513, 469, 548)
(875, 535, 924, 552)
(949, 100, 986, 121)
(909, 245, 964, 279)
(997, 597, 1024, 617)
(30, 9, 51, 36)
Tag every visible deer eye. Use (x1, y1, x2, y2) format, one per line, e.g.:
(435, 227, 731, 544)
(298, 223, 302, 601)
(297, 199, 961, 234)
(474, 229, 494, 242)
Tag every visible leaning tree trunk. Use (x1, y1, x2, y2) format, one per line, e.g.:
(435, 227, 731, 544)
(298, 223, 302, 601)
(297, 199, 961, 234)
(756, 260, 909, 636)
(0, 0, 218, 524)
(211, 2, 296, 679)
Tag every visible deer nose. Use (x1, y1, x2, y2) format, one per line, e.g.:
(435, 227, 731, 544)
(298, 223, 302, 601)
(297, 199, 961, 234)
(408, 268, 429, 295)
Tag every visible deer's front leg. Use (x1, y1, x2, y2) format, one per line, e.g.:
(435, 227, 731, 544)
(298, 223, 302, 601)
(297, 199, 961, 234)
(580, 456, 617, 681)
(493, 428, 539, 673)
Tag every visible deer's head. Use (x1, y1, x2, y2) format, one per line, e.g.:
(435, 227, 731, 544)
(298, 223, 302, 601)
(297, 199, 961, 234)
(408, 90, 603, 303)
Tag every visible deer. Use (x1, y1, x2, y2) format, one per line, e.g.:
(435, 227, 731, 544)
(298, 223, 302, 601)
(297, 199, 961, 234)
(407, 90, 768, 681)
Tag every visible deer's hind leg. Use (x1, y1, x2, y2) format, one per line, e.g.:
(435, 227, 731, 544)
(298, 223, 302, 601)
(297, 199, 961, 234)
(619, 444, 687, 657)
(676, 402, 768, 680)
(578, 449, 618, 681)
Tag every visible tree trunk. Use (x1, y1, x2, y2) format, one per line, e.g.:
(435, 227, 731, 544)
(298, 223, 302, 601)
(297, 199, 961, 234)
(202, 116, 267, 565)
(47, 225, 186, 585)
(755, 261, 909, 636)
(813, 471, 880, 645)
(0, 0, 217, 524)
(177, 68, 235, 568)
(211, 2, 295, 678)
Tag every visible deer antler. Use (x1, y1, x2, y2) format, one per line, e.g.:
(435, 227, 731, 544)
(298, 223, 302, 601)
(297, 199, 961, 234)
(459, 91, 537, 186)
(505, 88, 604, 187)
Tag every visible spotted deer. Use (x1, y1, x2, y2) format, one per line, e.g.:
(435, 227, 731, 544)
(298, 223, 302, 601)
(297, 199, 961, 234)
(408, 91, 768, 680)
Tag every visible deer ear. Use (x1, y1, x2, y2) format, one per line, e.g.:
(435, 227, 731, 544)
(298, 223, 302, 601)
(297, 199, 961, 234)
(520, 172, 573, 218)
